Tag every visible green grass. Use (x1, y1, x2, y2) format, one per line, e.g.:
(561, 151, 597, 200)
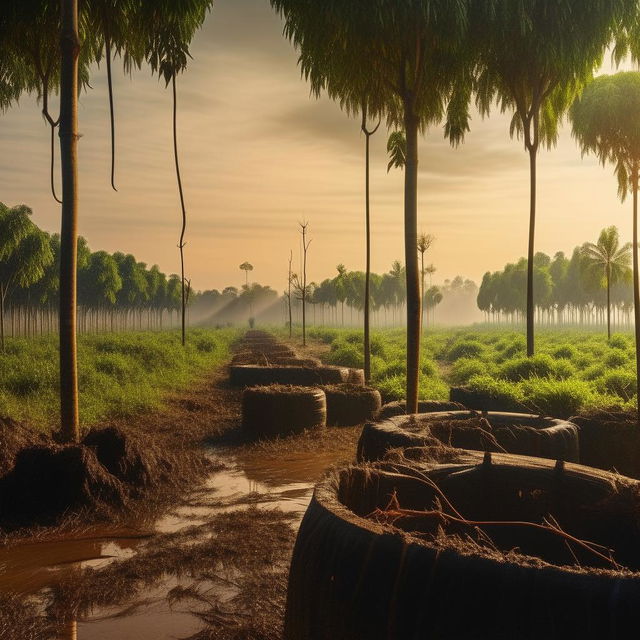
(0, 328, 239, 432)
(291, 325, 639, 416)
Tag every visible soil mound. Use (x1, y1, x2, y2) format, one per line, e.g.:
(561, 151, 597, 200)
(83, 426, 166, 489)
(322, 384, 381, 426)
(242, 385, 327, 438)
(0, 416, 46, 474)
(0, 444, 126, 527)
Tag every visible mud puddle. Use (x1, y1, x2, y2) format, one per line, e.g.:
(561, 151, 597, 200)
(1, 445, 347, 640)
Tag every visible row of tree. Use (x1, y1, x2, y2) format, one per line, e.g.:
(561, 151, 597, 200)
(2, 0, 214, 441)
(0, 202, 196, 345)
(273, 0, 640, 411)
(477, 227, 633, 337)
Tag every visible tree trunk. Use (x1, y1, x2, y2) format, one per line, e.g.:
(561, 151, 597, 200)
(404, 106, 420, 414)
(363, 129, 372, 383)
(59, 0, 80, 443)
(633, 173, 640, 422)
(0, 285, 5, 352)
(526, 144, 537, 357)
(607, 263, 611, 341)
(172, 74, 187, 347)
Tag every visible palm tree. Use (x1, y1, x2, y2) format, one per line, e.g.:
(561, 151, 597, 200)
(239, 262, 254, 287)
(417, 233, 435, 333)
(571, 72, 640, 412)
(581, 227, 631, 340)
(474, 0, 635, 357)
(272, 0, 476, 413)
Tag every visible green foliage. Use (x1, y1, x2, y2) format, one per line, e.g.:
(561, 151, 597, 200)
(450, 357, 491, 386)
(0, 328, 238, 430)
(520, 378, 603, 419)
(444, 339, 485, 362)
(571, 72, 640, 201)
(598, 369, 637, 401)
(604, 349, 628, 368)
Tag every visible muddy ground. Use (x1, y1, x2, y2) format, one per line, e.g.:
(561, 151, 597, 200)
(0, 338, 361, 640)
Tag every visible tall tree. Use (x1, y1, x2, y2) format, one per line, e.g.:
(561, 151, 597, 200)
(417, 232, 435, 333)
(272, 0, 475, 412)
(580, 227, 631, 340)
(571, 72, 640, 410)
(475, 0, 635, 357)
(0, 204, 53, 351)
(1, 0, 212, 439)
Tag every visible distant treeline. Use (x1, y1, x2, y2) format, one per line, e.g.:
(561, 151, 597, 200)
(477, 227, 633, 328)
(2, 203, 481, 336)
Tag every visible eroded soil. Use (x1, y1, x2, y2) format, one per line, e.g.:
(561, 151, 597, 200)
(0, 348, 362, 640)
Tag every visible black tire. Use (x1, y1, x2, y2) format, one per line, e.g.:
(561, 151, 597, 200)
(357, 410, 579, 463)
(376, 399, 465, 420)
(230, 365, 351, 388)
(570, 411, 640, 479)
(321, 384, 382, 426)
(284, 452, 640, 640)
(241, 386, 326, 438)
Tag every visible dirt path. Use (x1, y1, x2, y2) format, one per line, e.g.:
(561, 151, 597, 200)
(0, 345, 363, 640)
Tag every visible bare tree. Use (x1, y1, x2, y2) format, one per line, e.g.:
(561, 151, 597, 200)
(291, 222, 311, 346)
(286, 250, 293, 337)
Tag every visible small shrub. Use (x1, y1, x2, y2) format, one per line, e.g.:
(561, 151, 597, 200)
(326, 344, 362, 369)
(520, 378, 596, 418)
(551, 345, 577, 360)
(598, 369, 637, 401)
(444, 339, 485, 362)
(499, 354, 555, 381)
(609, 335, 630, 350)
(449, 358, 489, 386)
(604, 349, 629, 368)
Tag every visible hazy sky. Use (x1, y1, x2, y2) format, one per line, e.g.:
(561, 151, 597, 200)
(0, 0, 636, 293)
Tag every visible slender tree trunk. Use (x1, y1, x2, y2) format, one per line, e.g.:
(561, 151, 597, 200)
(607, 263, 611, 341)
(404, 106, 420, 413)
(172, 74, 187, 347)
(633, 172, 640, 421)
(361, 110, 379, 384)
(301, 225, 307, 347)
(288, 250, 293, 338)
(420, 252, 425, 334)
(364, 129, 372, 383)
(59, 0, 80, 443)
(526, 143, 537, 357)
(0, 286, 5, 352)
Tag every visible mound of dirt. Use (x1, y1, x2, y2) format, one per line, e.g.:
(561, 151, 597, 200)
(0, 444, 127, 527)
(83, 426, 168, 489)
(0, 416, 46, 475)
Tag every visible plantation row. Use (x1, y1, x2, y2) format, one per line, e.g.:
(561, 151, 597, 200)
(478, 227, 634, 331)
(3, 203, 472, 338)
(307, 327, 640, 418)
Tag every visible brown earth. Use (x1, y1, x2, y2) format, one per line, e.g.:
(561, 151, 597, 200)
(0, 344, 363, 640)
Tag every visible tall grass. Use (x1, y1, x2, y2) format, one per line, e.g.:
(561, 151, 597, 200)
(0, 328, 239, 431)
(295, 326, 637, 415)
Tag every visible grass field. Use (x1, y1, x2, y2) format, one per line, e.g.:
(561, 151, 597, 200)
(303, 326, 637, 416)
(0, 328, 240, 431)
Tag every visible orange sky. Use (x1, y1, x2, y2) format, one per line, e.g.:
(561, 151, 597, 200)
(0, 0, 637, 293)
